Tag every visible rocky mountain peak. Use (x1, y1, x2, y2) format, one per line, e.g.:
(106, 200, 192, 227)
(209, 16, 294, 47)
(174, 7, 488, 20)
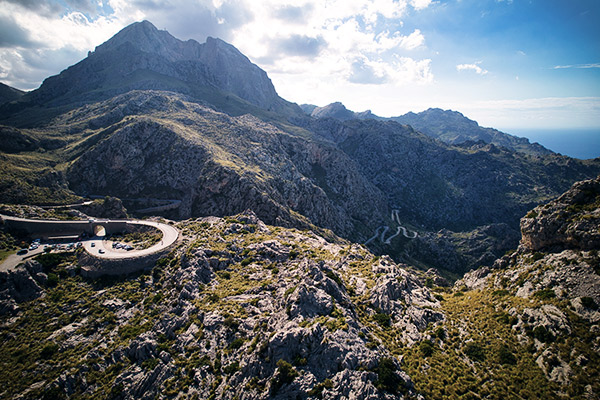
(310, 101, 379, 121)
(311, 102, 354, 120)
(0, 20, 292, 123)
(94, 20, 186, 61)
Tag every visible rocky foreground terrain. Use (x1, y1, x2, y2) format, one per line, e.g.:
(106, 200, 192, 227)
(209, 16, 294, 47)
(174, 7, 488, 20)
(1, 177, 598, 399)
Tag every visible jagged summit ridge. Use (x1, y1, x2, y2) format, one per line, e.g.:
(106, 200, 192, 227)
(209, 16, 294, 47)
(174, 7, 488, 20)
(88, 20, 281, 110)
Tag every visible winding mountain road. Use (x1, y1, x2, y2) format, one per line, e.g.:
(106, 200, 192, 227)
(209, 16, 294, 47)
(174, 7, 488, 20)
(364, 209, 418, 246)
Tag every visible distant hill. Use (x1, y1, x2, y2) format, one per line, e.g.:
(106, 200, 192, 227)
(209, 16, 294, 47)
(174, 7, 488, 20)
(304, 102, 551, 156)
(0, 82, 25, 106)
(390, 108, 552, 156)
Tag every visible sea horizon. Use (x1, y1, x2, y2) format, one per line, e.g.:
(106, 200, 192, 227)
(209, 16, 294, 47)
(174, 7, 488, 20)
(507, 128, 600, 160)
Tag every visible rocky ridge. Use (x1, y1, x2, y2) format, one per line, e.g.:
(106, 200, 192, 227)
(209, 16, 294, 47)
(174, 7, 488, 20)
(391, 108, 552, 156)
(302, 102, 551, 156)
(64, 90, 386, 239)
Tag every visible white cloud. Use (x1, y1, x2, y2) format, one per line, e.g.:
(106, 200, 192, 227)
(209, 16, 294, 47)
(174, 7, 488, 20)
(456, 62, 488, 75)
(553, 63, 600, 69)
(410, 0, 432, 10)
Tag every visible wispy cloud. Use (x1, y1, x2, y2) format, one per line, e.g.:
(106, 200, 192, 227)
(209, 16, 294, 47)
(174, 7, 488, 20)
(456, 62, 488, 75)
(553, 63, 600, 69)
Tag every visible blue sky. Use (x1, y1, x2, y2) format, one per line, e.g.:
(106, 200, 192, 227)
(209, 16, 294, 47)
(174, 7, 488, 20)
(0, 0, 598, 131)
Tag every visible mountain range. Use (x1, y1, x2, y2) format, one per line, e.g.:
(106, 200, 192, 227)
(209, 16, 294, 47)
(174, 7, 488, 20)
(1, 20, 599, 275)
(1, 20, 599, 399)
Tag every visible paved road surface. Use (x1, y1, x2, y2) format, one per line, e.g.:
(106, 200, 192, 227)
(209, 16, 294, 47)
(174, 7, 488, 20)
(1, 246, 46, 272)
(83, 220, 179, 259)
(0, 216, 179, 270)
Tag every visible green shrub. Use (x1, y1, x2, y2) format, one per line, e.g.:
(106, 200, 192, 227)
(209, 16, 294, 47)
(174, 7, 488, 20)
(219, 271, 231, 280)
(525, 210, 538, 219)
(40, 343, 59, 359)
(46, 273, 59, 288)
(434, 327, 445, 339)
(463, 342, 485, 361)
(241, 257, 253, 266)
(531, 252, 545, 262)
(293, 355, 307, 366)
(271, 360, 299, 394)
(223, 361, 240, 374)
(307, 378, 333, 398)
(228, 337, 245, 350)
(532, 326, 554, 343)
(223, 315, 239, 331)
(325, 270, 344, 288)
(206, 293, 220, 303)
(141, 358, 159, 370)
(373, 313, 391, 328)
(533, 289, 555, 300)
(373, 357, 405, 394)
(419, 340, 435, 357)
(496, 345, 517, 365)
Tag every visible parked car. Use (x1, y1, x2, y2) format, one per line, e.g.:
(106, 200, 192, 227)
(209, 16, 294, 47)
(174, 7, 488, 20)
(91, 242, 95, 247)
(98, 249, 105, 254)
(17, 249, 28, 255)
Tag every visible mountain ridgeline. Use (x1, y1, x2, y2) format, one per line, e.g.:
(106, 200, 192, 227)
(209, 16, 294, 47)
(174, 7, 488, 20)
(1, 20, 599, 274)
(303, 101, 552, 156)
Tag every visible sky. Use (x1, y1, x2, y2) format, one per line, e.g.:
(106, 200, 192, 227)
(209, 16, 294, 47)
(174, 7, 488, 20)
(0, 0, 599, 131)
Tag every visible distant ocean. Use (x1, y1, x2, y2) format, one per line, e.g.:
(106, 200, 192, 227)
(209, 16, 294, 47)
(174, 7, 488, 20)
(508, 128, 600, 160)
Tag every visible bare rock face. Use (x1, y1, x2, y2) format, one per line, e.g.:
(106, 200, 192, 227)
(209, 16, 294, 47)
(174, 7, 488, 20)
(0, 261, 45, 315)
(521, 176, 600, 252)
(76, 196, 128, 219)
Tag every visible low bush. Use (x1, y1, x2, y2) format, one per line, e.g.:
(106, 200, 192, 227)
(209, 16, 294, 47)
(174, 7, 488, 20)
(271, 359, 299, 394)
(373, 313, 391, 328)
(373, 357, 405, 394)
(581, 297, 598, 310)
(463, 342, 485, 361)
